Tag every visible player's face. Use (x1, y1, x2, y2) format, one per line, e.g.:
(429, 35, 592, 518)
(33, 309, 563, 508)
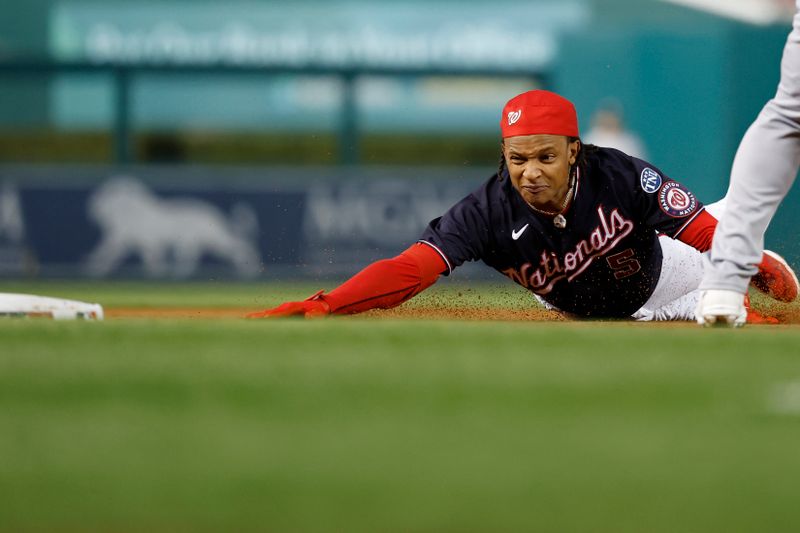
(503, 135, 580, 212)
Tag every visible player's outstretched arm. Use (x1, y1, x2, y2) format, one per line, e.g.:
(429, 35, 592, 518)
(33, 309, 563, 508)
(246, 243, 447, 318)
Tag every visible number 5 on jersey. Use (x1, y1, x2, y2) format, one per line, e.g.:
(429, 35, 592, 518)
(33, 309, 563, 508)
(606, 248, 641, 279)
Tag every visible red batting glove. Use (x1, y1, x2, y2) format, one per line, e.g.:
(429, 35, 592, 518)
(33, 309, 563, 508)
(246, 290, 331, 318)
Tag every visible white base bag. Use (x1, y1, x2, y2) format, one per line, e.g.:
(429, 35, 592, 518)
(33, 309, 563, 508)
(0, 293, 104, 320)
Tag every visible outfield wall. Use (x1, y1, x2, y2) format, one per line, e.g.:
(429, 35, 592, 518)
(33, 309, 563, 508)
(0, 166, 486, 280)
(1, 166, 798, 281)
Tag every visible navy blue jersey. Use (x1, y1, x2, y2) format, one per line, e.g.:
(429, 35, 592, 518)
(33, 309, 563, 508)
(419, 147, 704, 318)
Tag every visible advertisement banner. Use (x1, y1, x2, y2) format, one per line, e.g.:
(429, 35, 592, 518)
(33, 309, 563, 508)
(0, 166, 486, 279)
(50, 2, 587, 70)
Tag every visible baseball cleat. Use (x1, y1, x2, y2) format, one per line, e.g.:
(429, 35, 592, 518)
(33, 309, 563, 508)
(695, 289, 747, 327)
(751, 250, 799, 303)
(743, 292, 779, 324)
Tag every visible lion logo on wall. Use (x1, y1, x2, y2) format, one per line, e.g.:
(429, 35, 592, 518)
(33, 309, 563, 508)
(85, 177, 261, 278)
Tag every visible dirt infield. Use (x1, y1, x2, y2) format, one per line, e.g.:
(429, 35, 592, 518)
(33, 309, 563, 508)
(105, 306, 563, 321)
(106, 304, 800, 324)
(106, 307, 253, 319)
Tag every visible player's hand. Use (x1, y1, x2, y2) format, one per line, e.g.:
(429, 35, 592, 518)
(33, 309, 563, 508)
(246, 290, 331, 318)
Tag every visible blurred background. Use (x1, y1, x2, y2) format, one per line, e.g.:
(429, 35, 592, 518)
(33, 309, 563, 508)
(1, 0, 797, 282)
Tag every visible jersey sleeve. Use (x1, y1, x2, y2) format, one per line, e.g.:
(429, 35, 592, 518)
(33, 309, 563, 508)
(418, 192, 491, 275)
(322, 243, 446, 314)
(626, 155, 706, 238)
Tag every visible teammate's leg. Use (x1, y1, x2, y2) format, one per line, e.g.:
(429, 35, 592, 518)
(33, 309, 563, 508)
(702, 198, 726, 220)
(698, 2, 800, 325)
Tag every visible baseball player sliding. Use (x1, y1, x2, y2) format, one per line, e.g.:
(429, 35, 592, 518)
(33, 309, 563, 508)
(697, 0, 800, 327)
(250, 90, 799, 322)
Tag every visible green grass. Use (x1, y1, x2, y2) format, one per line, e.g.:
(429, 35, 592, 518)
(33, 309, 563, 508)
(2, 281, 800, 532)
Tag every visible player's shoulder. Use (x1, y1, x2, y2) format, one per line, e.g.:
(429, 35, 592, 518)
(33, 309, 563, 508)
(586, 146, 669, 190)
(439, 173, 504, 224)
(452, 172, 520, 231)
(586, 146, 638, 171)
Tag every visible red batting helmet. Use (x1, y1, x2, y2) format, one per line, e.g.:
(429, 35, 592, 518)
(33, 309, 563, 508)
(500, 90, 579, 138)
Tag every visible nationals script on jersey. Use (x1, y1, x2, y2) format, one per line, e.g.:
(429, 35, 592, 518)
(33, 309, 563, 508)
(419, 147, 704, 318)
